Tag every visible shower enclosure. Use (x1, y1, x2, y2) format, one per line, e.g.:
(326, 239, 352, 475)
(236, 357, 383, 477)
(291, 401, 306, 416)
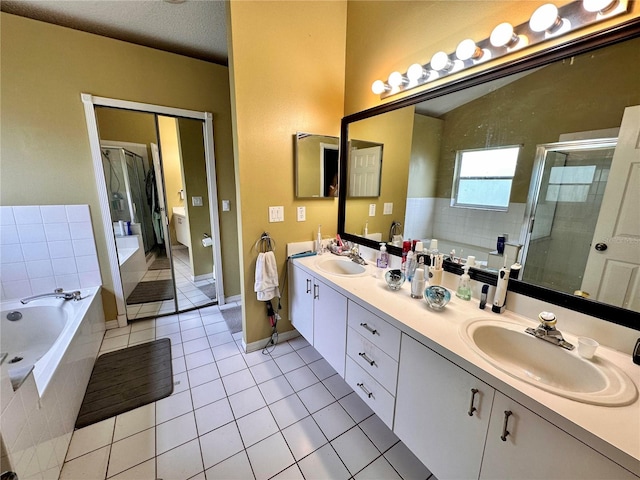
(101, 146, 156, 254)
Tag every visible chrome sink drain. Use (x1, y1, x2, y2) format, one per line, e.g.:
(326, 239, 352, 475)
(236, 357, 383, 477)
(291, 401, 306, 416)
(6, 311, 22, 321)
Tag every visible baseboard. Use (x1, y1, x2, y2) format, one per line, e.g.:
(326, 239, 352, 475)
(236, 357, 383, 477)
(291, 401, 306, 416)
(242, 329, 300, 353)
(224, 294, 241, 305)
(105, 319, 120, 330)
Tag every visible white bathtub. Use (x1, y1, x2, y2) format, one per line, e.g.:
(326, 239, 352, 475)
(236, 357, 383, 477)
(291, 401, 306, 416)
(0, 286, 102, 396)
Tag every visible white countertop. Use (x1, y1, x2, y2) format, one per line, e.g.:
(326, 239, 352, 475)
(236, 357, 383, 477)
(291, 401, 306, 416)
(293, 255, 640, 475)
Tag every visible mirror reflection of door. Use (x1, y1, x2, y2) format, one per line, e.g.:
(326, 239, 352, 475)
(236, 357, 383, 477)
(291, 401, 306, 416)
(96, 107, 218, 320)
(348, 140, 383, 197)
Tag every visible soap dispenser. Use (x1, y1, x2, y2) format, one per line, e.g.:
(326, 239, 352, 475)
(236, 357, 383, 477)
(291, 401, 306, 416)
(492, 256, 510, 314)
(377, 243, 389, 268)
(456, 264, 472, 300)
(315, 225, 323, 254)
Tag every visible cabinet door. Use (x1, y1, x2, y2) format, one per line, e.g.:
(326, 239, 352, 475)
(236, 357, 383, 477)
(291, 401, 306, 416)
(394, 334, 495, 480)
(480, 392, 639, 480)
(313, 279, 348, 377)
(289, 263, 314, 343)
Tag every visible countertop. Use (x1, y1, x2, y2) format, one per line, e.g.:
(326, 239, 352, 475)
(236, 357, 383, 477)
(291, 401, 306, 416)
(292, 255, 640, 475)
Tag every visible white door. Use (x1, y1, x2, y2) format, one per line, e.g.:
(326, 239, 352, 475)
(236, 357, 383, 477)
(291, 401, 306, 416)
(349, 146, 382, 196)
(150, 143, 171, 252)
(582, 105, 640, 310)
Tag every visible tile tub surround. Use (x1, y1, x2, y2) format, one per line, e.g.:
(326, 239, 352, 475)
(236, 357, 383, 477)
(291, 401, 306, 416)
(0, 205, 102, 301)
(58, 305, 436, 480)
(1, 287, 105, 480)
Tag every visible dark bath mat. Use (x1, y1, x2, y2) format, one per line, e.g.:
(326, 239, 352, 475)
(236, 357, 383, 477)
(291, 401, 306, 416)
(75, 338, 173, 429)
(148, 257, 171, 270)
(221, 306, 242, 334)
(127, 279, 174, 304)
(197, 282, 217, 301)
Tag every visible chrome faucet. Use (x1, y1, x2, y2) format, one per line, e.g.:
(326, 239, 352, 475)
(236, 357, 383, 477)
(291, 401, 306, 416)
(348, 244, 367, 265)
(525, 312, 574, 350)
(21, 288, 82, 304)
(389, 221, 402, 242)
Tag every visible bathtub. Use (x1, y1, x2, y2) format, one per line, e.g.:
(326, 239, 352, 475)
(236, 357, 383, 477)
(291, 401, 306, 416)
(0, 286, 103, 396)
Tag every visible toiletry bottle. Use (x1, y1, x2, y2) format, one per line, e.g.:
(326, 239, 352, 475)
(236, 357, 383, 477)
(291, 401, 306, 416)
(492, 256, 510, 314)
(405, 245, 416, 281)
(377, 243, 389, 268)
(316, 225, 323, 254)
(456, 264, 472, 300)
(411, 258, 425, 298)
(401, 240, 411, 273)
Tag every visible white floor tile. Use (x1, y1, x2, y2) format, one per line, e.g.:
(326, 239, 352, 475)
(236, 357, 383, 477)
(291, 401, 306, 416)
(108, 458, 155, 480)
(155, 322, 180, 338)
(216, 354, 247, 377)
(242, 349, 272, 367)
(212, 341, 240, 361)
(191, 378, 226, 409)
(307, 358, 336, 380)
(222, 368, 256, 396)
(228, 386, 267, 418)
(268, 342, 294, 357)
(273, 351, 306, 373)
(384, 441, 433, 480)
(339, 392, 374, 423)
(66, 417, 114, 460)
(269, 394, 310, 430)
(60, 445, 110, 480)
(182, 326, 207, 342)
(205, 321, 229, 336)
(100, 335, 129, 353)
(249, 359, 282, 384)
(180, 317, 203, 331)
(354, 456, 401, 480)
(113, 403, 155, 442)
(195, 398, 234, 435)
(157, 438, 204, 480)
(104, 325, 131, 339)
(172, 356, 187, 374)
(173, 370, 190, 394)
(156, 390, 193, 424)
(359, 414, 399, 453)
(282, 415, 327, 461)
(187, 362, 220, 387)
(245, 432, 295, 480)
(284, 365, 319, 392)
(287, 336, 310, 351)
(156, 412, 197, 454)
(312, 402, 356, 441)
(258, 375, 294, 404)
(107, 427, 155, 477)
(208, 330, 234, 347)
(331, 425, 379, 475)
(183, 336, 212, 355)
(185, 349, 215, 370)
(236, 407, 279, 448)
(130, 319, 155, 332)
(204, 451, 254, 480)
(296, 345, 322, 364)
(298, 382, 335, 413)
(297, 443, 350, 480)
(323, 374, 353, 400)
(271, 463, 305, 479)
(200, 422, 244, 469)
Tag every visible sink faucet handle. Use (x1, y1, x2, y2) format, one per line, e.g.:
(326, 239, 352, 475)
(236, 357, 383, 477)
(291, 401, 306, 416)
(538, 311, 557, 329)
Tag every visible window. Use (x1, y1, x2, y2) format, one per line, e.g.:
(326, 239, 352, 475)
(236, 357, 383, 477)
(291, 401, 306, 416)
(452, 145, 520, 210)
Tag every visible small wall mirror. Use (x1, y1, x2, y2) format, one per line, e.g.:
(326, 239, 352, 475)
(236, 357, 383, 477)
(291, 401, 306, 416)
(295, 132, 340, 198)
(347, 139, 384, 197)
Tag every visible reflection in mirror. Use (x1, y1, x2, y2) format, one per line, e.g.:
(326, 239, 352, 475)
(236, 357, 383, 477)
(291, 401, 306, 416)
(348, 139, 384, 197)
(295, 132, 339, 198)
(95, 108, 218, 319)
(342, 34, 640, 318)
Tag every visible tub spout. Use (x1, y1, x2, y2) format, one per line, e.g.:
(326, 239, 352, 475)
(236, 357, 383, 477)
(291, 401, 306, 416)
(20, 288, 81, 304)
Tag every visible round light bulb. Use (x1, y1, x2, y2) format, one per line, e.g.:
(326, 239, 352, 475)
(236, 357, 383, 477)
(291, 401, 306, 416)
(583, 0, 617, 13)
(407, 63, 427, 82)
(529, 4, 562, 33)
(430, 51, 453, 72)
(388, 71, 406, 88)
(371, 80, 387, 95)
(490, 22, 518, 47)
(456, 39, 482, 61)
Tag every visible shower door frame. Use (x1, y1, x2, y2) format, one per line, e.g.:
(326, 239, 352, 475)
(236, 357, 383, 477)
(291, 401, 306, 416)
(81, 93, 226, 327)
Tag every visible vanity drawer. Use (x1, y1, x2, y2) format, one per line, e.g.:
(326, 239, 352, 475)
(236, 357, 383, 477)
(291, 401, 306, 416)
(345, 356, 395, 429)
(347, 327, 398, 395)
(348, 301, 400, 360)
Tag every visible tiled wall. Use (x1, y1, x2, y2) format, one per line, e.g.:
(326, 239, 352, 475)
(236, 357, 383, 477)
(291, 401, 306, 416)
(0, 205, 102, 301)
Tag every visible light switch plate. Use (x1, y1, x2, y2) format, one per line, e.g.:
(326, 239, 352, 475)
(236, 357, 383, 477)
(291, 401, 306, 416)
(192, 196, 203, 207)
(222, 200, 230, 212)
(369, 204, 376, 216)
(269, 206, 284, 223)
(383, 202, 393, 215)
(297, 206, 306, 222)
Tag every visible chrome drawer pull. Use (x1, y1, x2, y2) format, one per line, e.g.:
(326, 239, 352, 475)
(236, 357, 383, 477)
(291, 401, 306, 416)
(468, 388, 479, 416)
(500, 410, 513, 441)
(313, 284, 319, 300)
(359, 323, 378, 335)
(306, 279, 311, 294)
(358, 352, 376, 366)
(357, 382, 373, 398)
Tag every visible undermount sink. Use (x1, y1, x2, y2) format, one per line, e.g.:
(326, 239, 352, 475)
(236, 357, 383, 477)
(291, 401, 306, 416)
(316, 257, 368, 276)
(460, 318, 638, 406)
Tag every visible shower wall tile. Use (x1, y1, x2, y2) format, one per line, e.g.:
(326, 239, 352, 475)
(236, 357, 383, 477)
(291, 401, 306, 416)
(0, 205, 101, 301)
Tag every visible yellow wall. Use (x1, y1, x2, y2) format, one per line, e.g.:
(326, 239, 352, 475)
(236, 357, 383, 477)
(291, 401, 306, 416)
(408, 114, 443, 199)
(228, 1, 347, 345)
(158, 116, 185, 245)
(0, 13, 240, 321)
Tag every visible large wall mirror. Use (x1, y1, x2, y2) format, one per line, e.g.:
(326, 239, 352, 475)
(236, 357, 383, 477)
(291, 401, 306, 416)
(338, 22, 640, 329)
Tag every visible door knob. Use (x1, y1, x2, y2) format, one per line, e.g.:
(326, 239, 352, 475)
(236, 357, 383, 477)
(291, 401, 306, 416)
(595, 243, 608, 251)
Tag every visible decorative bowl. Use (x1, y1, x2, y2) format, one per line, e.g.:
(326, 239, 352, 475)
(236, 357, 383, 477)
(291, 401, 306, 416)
(424, 285, 451, 310)
(384, 269, 405, 291)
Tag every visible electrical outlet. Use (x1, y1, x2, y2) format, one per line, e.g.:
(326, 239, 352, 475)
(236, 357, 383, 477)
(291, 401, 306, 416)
(192, 196, 203, 207)
(222, 200, 230, 212)
(384, 202, 393, 215)
(297, 206, 306, 222)
(368, 204, 376, 216)
(269, 206, 284, 222)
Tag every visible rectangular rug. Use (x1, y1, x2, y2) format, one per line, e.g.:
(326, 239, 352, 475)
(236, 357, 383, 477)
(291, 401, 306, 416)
(75, 338, 173, 429)
(197, 283, 217, 301)
(127, 279, 174, 304)
(148, 257, 171, 270)
(221, 306, 242, 334)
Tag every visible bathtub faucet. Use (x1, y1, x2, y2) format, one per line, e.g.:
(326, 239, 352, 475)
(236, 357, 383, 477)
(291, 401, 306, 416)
(20, 288, 82, 304)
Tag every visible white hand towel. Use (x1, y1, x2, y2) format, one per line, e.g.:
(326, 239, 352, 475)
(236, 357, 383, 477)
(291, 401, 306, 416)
(254, 251, 280, 301)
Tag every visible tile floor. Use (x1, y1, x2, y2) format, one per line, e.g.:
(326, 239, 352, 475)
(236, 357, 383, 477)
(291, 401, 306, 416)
(126, 247, 216, 320)
(61, 305, 436, 480)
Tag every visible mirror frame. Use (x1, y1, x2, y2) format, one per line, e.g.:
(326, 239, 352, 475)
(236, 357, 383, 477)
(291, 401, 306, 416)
(338, 19, 640, 331)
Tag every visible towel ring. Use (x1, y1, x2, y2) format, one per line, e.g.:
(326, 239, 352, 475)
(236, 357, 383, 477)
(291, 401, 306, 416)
(255, 232, 276, 253)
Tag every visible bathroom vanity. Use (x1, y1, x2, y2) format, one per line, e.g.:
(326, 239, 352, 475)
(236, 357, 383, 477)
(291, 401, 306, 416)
(289, 255, 640, 479)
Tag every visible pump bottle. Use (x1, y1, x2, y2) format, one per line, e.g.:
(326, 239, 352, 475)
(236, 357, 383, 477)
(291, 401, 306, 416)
(377, 243, 389, 268)
(492, 257, 510, 313)
(456, 264, 472, 300)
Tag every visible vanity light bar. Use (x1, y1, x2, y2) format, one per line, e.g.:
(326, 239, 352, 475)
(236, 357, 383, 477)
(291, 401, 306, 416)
(373, 0, 628, 98)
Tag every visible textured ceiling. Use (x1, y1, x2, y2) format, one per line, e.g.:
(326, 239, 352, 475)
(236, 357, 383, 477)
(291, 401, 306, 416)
(1, 0, 229, 65)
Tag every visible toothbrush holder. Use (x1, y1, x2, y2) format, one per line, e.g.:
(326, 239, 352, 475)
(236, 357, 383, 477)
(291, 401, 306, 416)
(428, 267, 443, 286)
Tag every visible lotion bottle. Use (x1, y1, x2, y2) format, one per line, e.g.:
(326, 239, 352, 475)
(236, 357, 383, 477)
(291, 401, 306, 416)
(492, 256, 510, 314)
(456, 264, 472, 300)
(411, 258, 426, 298)
(377, 243, 389, 268)
(315, 225, 323, 254)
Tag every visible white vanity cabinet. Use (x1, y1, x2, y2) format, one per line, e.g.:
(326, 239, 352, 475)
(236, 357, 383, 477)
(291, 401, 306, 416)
(394, 333, 495, 480)
(289, 262, 348, 376)
(480, 391, 638, 480)
(344, 301, 401, 428)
